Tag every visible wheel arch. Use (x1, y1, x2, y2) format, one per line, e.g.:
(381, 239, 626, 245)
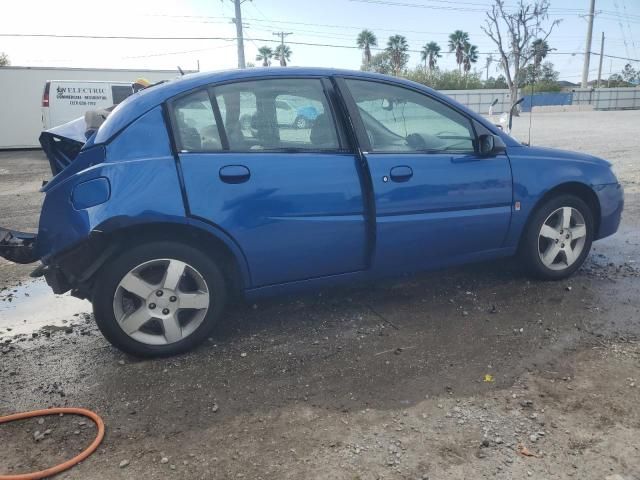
(99, 220, 250, 295)
(519, 181, 601, 251)
(46, 218, 252, 299)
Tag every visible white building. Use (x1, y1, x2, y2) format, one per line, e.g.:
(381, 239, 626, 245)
(0, 66, 192, 149)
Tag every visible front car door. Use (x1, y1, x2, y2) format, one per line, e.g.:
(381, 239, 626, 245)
(338, 78, 513, 274)
(171, 77, 367, 287)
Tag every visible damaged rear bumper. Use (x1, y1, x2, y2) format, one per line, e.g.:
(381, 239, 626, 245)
(40, 231, 118, 297)
(0, 228, 38, 264)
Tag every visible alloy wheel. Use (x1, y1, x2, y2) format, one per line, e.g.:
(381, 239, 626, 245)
(113, 259, 210, 345)
(537, 206, 587, 271)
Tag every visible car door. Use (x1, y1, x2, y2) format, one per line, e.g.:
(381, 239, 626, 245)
(338, 78, 513, 274)
(171, 78, 367, 287)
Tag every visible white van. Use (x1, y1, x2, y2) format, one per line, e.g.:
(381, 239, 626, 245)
(42, 80, 134, 130)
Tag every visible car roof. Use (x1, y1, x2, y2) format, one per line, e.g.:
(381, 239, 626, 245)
(120, 67, 433, 112)
(94, 67, 427, 143)
(93, 67, 515, 146)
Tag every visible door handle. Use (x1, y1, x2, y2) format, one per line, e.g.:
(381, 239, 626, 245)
(389, 165, 413, 183)
(219, 165, 250, 184)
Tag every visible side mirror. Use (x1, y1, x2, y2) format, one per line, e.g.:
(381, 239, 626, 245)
(479, 134, 506, 157)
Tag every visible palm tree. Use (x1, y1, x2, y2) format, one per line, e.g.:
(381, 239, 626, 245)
(462, 43, 479, 74)
(386, 35, 409, 76)
(256, 46, 273, 67)
(531, 39, 550, 69)
(357, 29, 378, 67)
(421, 41, 441, 71)
(448, 30, 470, 73)
(274, 44, 292, 67)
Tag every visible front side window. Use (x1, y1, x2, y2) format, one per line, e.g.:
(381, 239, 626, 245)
(173, 90, 222, 152)
(214, 79, 339, 151)
(345, 79, 475, 154)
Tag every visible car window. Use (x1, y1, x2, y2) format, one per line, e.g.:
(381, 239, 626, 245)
(345, 79, 475, 154)
(214, 79, 339, 151)
(173, 90, 222, 152)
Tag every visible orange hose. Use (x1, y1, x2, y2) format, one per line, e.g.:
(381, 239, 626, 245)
(0, 407, 105, 480)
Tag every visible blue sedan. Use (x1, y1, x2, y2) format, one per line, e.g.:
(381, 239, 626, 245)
(0, 68, 624, 357)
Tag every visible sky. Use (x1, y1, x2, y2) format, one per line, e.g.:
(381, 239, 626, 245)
(0, 0, 638, 83)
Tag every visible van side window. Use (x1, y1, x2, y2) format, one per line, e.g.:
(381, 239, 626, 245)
(112, 85, 134, 104)
(172, 90, 223, 152)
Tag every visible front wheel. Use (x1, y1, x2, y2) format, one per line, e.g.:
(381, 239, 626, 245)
(520, 194, 594, 280)
(93, 241, 227, 357)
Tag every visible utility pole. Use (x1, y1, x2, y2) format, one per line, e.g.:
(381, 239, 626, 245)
(485, 54, 494, 81)
(581, 0, 596, 88)
(596, 32, 605, 88)
(232, 0, 246, 69)
(272, 31, 292, 66)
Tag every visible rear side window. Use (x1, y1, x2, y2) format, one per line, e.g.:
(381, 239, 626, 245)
(213, 78, 339, 151)
(173, 90, 222, 152)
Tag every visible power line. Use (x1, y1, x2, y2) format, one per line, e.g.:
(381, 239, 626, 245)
(1, 33, 638, 63)
(348, 0, 640, 23)
(150, 13, 637, 41)
(593, 52, 640, 63)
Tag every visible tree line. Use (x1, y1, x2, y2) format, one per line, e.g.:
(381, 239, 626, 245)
(356, 29, 479, 76)
(356, 27, 563, 91)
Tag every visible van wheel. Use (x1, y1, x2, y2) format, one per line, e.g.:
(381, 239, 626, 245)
(520, 194, 594, 280)
(93, 241, 226, 357)
(294, 116, 308, 129)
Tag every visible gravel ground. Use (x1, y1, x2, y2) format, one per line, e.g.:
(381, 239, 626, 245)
(1, 110, 639, 479)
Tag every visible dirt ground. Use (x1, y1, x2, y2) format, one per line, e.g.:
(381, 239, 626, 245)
(1, 110, 639, 479)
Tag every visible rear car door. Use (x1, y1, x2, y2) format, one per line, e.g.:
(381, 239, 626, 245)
(172, 77, 367, 287)
(339, 78, 513, 273)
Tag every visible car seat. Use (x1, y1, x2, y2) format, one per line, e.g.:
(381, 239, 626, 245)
(309, 113, 336, 149)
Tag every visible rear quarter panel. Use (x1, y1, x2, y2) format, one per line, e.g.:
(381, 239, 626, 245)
(36, 106, 185, 259)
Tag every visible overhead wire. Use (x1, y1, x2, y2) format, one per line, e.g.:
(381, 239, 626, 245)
(2, 33, 639, 64)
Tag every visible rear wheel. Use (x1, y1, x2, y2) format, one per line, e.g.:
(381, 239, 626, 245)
(520, 194, 594, 280)
(93, 241, 226, 357)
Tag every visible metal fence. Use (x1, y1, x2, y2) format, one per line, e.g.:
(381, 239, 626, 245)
(572, 87, 640, 110)
(438, 87, 640, 114)
(521, 92, 573, 112)
(439, 89, 511, 114)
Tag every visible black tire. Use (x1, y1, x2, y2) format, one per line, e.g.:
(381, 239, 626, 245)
(93, 241, 227, 357)
(520, 194, 594, 280)
(294, 115, 308, 129)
